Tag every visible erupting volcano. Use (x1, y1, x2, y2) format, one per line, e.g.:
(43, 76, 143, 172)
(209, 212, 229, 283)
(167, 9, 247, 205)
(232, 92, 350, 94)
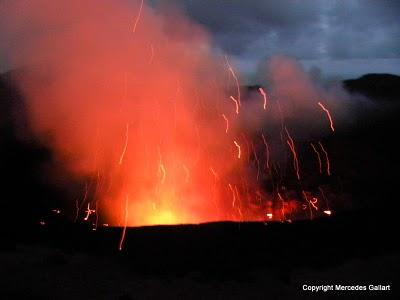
(2, 2, 399, 298)
(2, 0, 342, 231)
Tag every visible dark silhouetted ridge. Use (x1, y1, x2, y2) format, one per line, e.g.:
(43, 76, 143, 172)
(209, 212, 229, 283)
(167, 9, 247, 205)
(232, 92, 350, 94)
(343, 73, 400, 101)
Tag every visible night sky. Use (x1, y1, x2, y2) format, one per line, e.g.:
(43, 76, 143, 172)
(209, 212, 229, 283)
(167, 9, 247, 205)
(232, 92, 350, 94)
(1, 0, 399, 78)
(152, 0, 400, 80)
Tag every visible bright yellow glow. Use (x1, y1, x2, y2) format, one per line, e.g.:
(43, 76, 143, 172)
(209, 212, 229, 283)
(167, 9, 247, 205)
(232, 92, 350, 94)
(143, 209, 180, 225)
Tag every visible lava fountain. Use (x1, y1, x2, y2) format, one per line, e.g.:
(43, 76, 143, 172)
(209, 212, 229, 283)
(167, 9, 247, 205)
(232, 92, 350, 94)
(1, 0, 341, 229)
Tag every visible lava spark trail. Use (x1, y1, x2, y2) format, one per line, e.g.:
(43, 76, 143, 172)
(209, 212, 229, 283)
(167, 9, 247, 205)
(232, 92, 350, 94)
(277, 192, 286, 221)
(234, 185, 242, 217)
(251, 142, 260, 181)
(285, 127, 300, 180)
(158, 147, 166, 184)
(210, 167, 218, 180)
(119, 194, 129, 251)
(225, 56, 241, 106)
(302, 191, 313, 220)
(159, 163, 166, 184)
(310, 142, 322, 174)
(230, 96, 239, 114)
(310, 197, 319, 210)
(318, 141, 331, 176)
(132, 0, 144, 33)
(258, 87, 268, 110)
(119, 123, 129, 165)
(234, 140, 241, 159)
(222, 114, 229, 133)
(319, 187, 332, 215)
(84, 203, 95, 221)
(74, 182, 89, 222)
(318, 101, 335, 132)
(228, 184, 236, 207)
(261, 133, 270, 169)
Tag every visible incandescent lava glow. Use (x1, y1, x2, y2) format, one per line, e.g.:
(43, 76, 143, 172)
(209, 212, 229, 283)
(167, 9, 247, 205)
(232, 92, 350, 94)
(2, 0, 340, 228)
(145, 209, 180, 226)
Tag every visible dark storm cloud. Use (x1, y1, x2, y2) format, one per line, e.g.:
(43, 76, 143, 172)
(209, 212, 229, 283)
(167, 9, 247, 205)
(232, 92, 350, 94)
(151, 0, 400, 77)
(158, 0, 324, 58)
(324, 0, 400, 59)
(1, 0, 399, 76)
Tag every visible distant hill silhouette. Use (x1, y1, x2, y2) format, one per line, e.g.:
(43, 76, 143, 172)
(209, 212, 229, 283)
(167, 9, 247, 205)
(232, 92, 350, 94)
(343, 73, 400, 101)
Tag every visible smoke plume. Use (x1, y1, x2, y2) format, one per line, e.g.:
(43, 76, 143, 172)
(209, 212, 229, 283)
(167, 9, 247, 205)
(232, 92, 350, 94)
(1, 0, 349, 226)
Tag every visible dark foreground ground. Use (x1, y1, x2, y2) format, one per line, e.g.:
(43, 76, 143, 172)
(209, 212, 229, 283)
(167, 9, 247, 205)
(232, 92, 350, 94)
(1, 208, 399, 299)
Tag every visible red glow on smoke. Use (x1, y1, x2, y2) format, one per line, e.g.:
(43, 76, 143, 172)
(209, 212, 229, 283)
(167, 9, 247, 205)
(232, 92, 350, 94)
(2, 0, 341, 230)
